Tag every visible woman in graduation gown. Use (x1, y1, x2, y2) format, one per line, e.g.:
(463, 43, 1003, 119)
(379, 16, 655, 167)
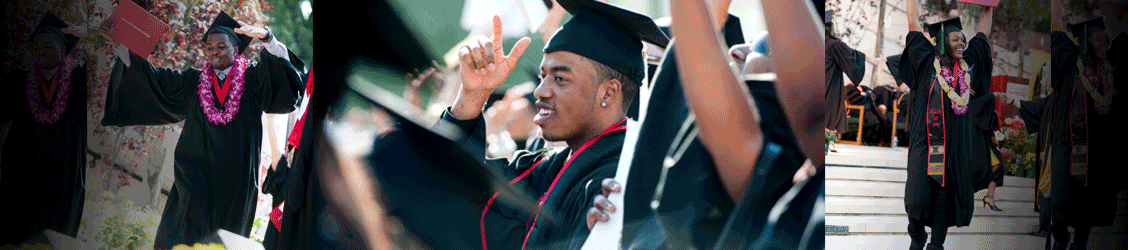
(1014, 4, 1125, 247)
(99, 11, 306, 248)
(898, 0, 996, 249)
(0, 12, 88, 244)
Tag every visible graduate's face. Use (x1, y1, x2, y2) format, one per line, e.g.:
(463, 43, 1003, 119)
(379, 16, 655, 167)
(1089, 30, 1109, 59)
(205, 33, 236, 70)
(535, 51, 602, 144)
(946, 31, 965, 60)
(32, 33, 63, 69)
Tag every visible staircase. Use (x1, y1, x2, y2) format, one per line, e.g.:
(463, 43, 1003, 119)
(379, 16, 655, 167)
(824, 144, 1127, 250)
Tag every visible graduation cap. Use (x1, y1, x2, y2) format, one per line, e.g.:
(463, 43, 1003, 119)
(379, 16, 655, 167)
(33, 12, 78, 54)
(203, 11, 252, 54)
(545, 0, 670, 85)
(346, 74, 543, 249)
(926, 17, 963, 56)
(1070, 18, 1105, 55)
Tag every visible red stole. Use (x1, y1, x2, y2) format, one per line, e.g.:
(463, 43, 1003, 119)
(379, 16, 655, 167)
(1070, 76, 1090, 187)
(212, 71, 234, 105)
(927, 77, 948, 187)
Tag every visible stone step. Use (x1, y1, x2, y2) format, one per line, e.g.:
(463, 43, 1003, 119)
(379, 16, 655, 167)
(826, 144, 908, 169)
(825, 234, 1048, 250)
(826, 196, 1040, 217)
(825, 166, 1038, 187)
(826, 179, 1036, 202)
(827, 215, 1128, 234)
(827, 215, 1040, 234)
(828, 194, 1128, 216)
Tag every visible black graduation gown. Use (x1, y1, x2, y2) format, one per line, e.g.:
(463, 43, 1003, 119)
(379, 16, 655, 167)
(440, 110, 623, 250)
(1025, 31, 1126, 228)
(826, 37, 867, 133)
(899, 31, 994, 227)
(0, 66, 88, 244)
(619, 40, 807, 249)
(101, 48, 306, 248)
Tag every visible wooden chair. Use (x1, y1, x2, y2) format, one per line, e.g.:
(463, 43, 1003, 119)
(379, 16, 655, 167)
(891, 94, 908, 148)
(839, 100, 865, 145)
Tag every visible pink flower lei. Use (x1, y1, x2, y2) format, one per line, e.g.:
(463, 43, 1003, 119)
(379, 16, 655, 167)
(939, 62, 970, 115)
(198, 54, 249, 125)
(1082, 60, 1113, 114)
(25, 54, 78, 125)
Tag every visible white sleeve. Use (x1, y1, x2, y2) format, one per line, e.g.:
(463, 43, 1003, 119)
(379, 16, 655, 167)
(263, 32, 291, 62)
(115, 44, 131, 68)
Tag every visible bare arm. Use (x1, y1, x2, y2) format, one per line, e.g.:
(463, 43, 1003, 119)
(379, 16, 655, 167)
(977, 6, 994, 37)
(907, 0, 922, 32)
(758, 0, 825, 168)
(670, 0, 762, 202)
(1051, 0, 1065, 33)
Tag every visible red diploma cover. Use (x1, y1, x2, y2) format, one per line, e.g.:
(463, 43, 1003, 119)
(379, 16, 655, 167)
(107, 0, 170, 59)
(956, 0, 1000, 7)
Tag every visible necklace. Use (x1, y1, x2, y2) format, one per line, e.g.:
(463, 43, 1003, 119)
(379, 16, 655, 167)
(198, 55, 249, 125)
(1076, 59, 1115, 115)
(932, 58, 972, 115)
(25, 54, 77, 125)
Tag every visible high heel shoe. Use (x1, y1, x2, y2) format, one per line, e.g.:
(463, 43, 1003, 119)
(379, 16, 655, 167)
(983, 196, 1002, 211)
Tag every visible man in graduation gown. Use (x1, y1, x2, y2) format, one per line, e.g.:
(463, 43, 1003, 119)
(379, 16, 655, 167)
(0, 12, 88, 244)
(1014, 9, 1125, 248)
(439, 0, 671, 248)
(99, 11, 306, 248)
(899, 1, 995, 248)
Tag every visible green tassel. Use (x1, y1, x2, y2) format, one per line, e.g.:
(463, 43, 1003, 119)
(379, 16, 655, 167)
(1082, 25, 1089, 55)
(938, 23, 946, 55)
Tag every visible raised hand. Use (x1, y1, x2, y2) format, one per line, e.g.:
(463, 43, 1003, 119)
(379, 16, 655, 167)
(234, 20, 271, 41)
(450, 15, 532, 120)
(458, 15, 532, 93)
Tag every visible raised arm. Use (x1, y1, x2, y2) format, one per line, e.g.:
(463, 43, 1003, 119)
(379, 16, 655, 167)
(99, 19, 195, 126)
(977, 6, 994, 37)
(1051, 0, 1065, 33)
(670, 0, 763, 201)
(760, 0, 825, 167)
(907, 0, 922, 32)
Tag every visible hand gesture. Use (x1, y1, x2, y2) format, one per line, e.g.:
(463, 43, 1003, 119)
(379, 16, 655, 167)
(234, 20, 271, 41)
(404, 61, 440, 108)
(458, 15, 532, 93)
(586, 178, 621, 229)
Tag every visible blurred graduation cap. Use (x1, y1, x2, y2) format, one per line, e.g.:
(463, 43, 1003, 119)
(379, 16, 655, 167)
(1070, 18, 1105, 55)
(33, 12, 78, 54)
(547, 0, 670, 85)
(926, 17, 963, 55)
(346, 75, 543, 249)
(204, 11, 252, 54)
